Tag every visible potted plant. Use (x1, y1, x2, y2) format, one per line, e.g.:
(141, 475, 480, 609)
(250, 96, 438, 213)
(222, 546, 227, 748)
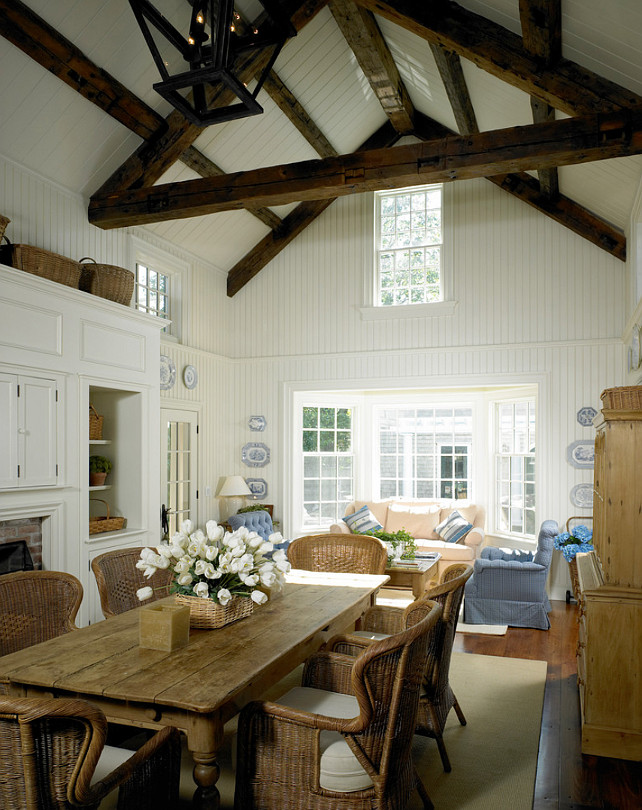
(89, 455, 113, 486)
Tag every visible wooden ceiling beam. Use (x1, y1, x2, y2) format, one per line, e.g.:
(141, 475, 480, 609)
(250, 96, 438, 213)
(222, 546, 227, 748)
(227, 121, 400, 296)
(519, 0, 561, 197)
(429, 45, 478, 135)
(411, 111, 624, 261)
(88, 107, 642, 228)
(180, 147, 282, 230)
(0, 0, 165, 141)
(94, 0, 330, 196)
(353, 0, 642, 115)
(329, 0, 415, 134)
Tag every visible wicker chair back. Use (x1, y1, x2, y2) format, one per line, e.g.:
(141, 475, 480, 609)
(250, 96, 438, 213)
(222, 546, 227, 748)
(91, 546, 172, 618)
(287, 532, 388, 574)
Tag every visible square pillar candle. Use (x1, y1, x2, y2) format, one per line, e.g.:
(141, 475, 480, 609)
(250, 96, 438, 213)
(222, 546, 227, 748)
(139, 602, 190, 651)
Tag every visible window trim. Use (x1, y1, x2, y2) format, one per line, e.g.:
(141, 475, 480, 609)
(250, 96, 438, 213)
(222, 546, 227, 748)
(131, 237, 189, 344)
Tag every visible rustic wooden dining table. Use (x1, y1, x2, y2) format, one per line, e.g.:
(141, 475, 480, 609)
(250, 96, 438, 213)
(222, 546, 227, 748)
(0, 570, 388, 809)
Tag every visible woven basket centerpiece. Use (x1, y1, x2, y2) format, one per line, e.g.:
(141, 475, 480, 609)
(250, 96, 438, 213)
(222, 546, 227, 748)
(175, 594, 253, 629)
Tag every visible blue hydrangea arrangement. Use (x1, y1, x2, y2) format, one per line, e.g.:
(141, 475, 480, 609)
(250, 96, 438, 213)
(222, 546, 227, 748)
(554, 524, 594, 562)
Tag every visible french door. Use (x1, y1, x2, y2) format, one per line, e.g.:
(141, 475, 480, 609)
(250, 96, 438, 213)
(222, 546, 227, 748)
(160, 408, 199, 539)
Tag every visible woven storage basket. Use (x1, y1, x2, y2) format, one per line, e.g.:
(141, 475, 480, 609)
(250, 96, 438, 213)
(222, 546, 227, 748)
(175, 594, 253, 628)
(0, 215, 9, 242)
(78, 257, 135, 306)
(600, 386, 642, 410)
(89, 404, 104, 440)
(89, 499, 126, 535)
(0, 238, 81, 288)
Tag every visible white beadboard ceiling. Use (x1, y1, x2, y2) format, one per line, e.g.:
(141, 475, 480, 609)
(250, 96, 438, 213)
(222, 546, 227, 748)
(0, 0, 641, 273)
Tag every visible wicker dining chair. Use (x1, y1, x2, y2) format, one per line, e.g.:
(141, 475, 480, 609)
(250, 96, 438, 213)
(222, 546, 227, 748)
(235, 599, 442, 810)
(0, 695, 181, 809)
(0, 570, 83, 657)
(91, 546, 173, 618)
(345, 563, 474, 772)
(287, 533, 388, 574)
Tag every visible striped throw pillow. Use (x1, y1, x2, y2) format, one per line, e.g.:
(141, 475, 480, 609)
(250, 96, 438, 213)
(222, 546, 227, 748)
(434, 510, 473, 543)
(343, 505, 383, 534)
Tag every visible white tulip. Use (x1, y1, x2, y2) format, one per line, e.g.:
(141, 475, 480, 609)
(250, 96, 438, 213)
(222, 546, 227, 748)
(177, 572, 193, 587)
(135, 560, 158, 579)
(172, 533, 189, 549)
(181, 519, 194, 535)
(272, 549, 287, 563)
(240, 573, 259, 586)
(136, 586, 154, 601)
(275, 559, 291, 573)
(251, 590, 268, 605)
(260, 570, 276, 587)
(174, 558, 192, 574)
(204, 545, 219, 562)
(193, 581, 210, 599)
(194, 560, 208, 576)
(202, 562, 217, 579)
(259, 542, 274, 555)
(192, 529, 206, 544)
(206, 521, 224, 541)
(217, 588, 232, 606)
(269, 532, 284, 544)
(247, 535, 263, 549)
(156, 544, 173, 558)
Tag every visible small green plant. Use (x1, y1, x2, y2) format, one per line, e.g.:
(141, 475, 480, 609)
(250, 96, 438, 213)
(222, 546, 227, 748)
(237, 503, 269, 514)
(356, 527, 416, 561)
(89, 455, 113, 474)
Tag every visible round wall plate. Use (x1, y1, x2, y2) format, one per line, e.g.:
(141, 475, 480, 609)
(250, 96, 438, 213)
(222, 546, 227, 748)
(183, 364, 198, 389)
(160, 355, 176, 390)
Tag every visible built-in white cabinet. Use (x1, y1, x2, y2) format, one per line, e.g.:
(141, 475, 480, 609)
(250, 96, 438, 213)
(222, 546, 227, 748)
(0, 264, 164, 625)
(0, 373, 58, 489)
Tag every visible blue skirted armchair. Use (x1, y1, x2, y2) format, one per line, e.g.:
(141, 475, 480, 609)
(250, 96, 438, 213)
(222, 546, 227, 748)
(227, 510, 290, 555)
(463, 519, 558, 630)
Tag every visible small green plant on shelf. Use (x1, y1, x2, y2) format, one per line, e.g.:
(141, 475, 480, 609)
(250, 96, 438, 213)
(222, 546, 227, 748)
(237, 503, 268, 514)
(89, 455, 113, 474)
(356, 527, 416, 563)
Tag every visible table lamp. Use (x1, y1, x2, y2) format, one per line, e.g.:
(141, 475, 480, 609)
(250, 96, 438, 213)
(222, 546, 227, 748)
(218, 475, 252, 520)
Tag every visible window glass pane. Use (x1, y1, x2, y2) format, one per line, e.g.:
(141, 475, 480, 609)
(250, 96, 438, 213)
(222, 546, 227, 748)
(495, 400, 536, 539)
(302, 431, 317, 452)
(303, 407, 318, 428)
(304, 456, 320, 477)
(320, 408, 335, 429)
(319, 431, 335, 451)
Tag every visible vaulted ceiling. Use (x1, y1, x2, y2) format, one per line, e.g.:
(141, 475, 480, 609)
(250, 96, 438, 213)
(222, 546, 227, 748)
(1, 0, 641, 296)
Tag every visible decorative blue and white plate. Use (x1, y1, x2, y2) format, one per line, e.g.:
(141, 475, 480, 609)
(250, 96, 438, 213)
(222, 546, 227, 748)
(160, 355, 176, 390)
(570, 483, 593, 508)
(576, 406, 597, 427)
(242, 442, 270, 467)
(183, 365, 198, 389)
(248, 415, 266, 431)
(566, 440, 595, 469)
(246, 478, 268, 499)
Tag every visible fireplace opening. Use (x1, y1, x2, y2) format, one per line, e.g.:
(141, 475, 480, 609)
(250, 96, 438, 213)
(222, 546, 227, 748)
(0, 518, 42, 573)
(0, 541, 35, 574)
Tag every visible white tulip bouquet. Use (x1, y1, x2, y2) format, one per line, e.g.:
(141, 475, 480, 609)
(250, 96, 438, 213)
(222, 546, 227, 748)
(136, 519, 290, 607)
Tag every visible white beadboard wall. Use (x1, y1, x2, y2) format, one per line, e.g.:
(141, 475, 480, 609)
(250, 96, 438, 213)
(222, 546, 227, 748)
(0, 155, 634, 602)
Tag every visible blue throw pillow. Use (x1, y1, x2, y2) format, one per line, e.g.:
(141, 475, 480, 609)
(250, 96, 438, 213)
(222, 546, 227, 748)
(343, 505, 383, 534)
(434, 510, 473, 543)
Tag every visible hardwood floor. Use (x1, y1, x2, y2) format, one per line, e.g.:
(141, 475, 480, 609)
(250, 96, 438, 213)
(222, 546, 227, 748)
(453, 599, 642, 809)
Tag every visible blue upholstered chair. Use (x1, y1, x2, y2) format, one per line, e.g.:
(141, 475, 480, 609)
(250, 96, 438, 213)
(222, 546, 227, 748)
(463, 519, 558, 630)
(227, 510, 291, 557)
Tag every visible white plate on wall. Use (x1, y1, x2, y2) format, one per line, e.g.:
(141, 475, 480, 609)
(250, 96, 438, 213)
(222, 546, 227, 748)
(242, 442, 270, 467)
(160, 355, 176, 390)
(183, 365, 198, 389)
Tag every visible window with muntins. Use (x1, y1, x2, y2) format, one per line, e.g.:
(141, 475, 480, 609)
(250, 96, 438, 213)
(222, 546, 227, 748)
(495, 400, 536, 538)
(377, 406, 472, 499)
(375, 185, 443, 306)
(302, 406, 353, 529)
(135, 262, 170, 327)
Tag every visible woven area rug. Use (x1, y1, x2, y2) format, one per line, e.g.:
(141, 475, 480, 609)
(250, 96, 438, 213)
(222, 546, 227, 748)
(178, 652, 546, 809)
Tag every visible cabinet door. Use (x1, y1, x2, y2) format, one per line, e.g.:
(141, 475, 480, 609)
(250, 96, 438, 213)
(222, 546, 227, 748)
(18, 375, 58, 488)
(0, 373, 18, 488)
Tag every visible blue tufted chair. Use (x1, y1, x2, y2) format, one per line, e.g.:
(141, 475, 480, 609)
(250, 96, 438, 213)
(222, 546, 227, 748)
(463, 519, 558, 630)
(227, 509, 275, 542)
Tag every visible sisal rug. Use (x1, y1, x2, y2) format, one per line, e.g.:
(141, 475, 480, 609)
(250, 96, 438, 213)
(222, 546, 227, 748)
(178, 652, 547, 810)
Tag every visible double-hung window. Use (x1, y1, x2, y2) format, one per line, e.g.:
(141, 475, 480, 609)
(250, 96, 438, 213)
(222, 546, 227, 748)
(495, 400, 536, 538)
(375, 185, 443, 306)
(132, 240, 186, 341)
(301, 406, 354, 529)
(377, 406, 472, 499)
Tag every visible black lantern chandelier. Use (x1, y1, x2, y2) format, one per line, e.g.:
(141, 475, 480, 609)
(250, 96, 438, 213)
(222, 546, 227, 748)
(129, 0, 295, 126)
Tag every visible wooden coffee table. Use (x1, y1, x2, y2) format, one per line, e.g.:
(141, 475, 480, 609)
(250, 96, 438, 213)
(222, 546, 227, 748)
(384, 555, 441, 598)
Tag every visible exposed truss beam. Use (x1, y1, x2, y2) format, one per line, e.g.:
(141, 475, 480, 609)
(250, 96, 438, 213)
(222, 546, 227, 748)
(329, 0, 415, 134)
(0, 0, 165, 141)
(180, 147, 282, 230)
(353, 0, 642, 115)
(227, 121, 400, 296)
(519, 0, 561, 197)
(89, 108, 642, 229)
(429, 45, 478, 135)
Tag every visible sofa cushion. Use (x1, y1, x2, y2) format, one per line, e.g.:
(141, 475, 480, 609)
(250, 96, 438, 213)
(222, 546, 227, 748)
(415, 538, 475, 560)
(434, 510, 473, 543)
(343, 504, 382, 534)
(384, 503, 440, 539)
(439, 503, 478, 526)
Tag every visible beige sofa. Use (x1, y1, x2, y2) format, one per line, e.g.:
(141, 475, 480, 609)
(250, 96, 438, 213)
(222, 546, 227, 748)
(330, 499, 486, 580)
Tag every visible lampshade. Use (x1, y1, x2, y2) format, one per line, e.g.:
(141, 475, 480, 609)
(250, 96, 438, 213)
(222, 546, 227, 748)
(218, 475, 252, 498)
(129, 0, 295, 126)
